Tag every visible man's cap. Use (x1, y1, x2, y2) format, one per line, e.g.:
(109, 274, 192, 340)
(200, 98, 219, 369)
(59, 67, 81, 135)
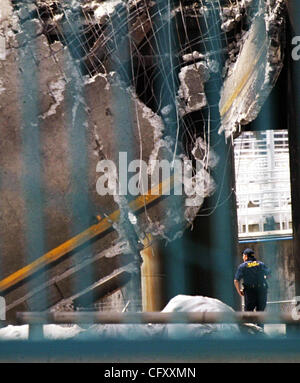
(243, 248, 255, 256)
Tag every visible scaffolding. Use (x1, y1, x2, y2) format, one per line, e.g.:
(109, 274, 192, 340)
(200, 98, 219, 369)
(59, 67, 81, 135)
(234, 130, 292, 238)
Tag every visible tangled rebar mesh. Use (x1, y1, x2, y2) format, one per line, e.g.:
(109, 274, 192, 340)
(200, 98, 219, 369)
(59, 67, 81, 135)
(11, 0, 286, 221)
(19, 0, 256, 155)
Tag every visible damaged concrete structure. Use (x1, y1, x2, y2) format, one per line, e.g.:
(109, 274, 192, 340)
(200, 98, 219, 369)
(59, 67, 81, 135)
(0, 0, 296, 323)
(219, 0, 286, 138)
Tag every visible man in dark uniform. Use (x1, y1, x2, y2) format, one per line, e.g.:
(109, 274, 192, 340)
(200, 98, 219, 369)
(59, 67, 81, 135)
(234, 248, 271, 312)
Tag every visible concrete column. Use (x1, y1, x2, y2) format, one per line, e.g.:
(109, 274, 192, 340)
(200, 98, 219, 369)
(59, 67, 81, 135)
(140, 234, 164, 312)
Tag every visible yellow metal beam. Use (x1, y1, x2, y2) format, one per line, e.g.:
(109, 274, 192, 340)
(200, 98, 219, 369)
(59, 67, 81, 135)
(0, 175, 176, 293)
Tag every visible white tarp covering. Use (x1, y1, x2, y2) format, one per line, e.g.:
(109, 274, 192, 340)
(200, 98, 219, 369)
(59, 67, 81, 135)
(0, 295, 240, 340)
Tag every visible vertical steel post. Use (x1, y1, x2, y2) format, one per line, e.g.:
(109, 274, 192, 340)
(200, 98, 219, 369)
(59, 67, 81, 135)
(109, 4, 143, 311)
(62, 5, 93, 309)
(287, 1, 300, 298)
(152, 0, 187, 300)
(28, 324, 44, 340)
(17, 1, 46, 328)
(202, 3, 239, 309)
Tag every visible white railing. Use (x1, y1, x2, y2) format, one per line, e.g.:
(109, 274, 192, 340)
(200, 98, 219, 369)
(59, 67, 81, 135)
(234, 130, 292, 237)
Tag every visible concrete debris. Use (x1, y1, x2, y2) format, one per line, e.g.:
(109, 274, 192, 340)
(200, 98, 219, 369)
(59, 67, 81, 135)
(94, 0, 123, 21)
(81, 0, 124, 24)
(182, 51, 205, 63)
(135, 95, 167, 176)
(191, 136, 218, 170)
(0, 0, 17, 62)
(41, 77, 66, 119)
(111, 194, 142, 257)
(177, 61, 210, 116)
(206, 58, 219, 74)
(219, 0, 286, 138)
(0, 0, 13, 24)
(183, 137, 217, 223)
(0, 38, 6, 61)
(160, 104, 173, 116)
(222, 31, 246, 78)
(0, 79, 5, 94)
(220, 0, 254, 32)
(128, 211, 137, 225)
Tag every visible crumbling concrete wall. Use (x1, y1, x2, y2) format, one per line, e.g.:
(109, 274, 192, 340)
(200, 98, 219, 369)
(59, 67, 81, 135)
(0, 1, 138, 316)
(0, 0, 204, 319)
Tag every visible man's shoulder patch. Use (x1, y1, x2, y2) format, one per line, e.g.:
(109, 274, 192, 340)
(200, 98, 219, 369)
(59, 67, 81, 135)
(246, 261, 260, 268)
